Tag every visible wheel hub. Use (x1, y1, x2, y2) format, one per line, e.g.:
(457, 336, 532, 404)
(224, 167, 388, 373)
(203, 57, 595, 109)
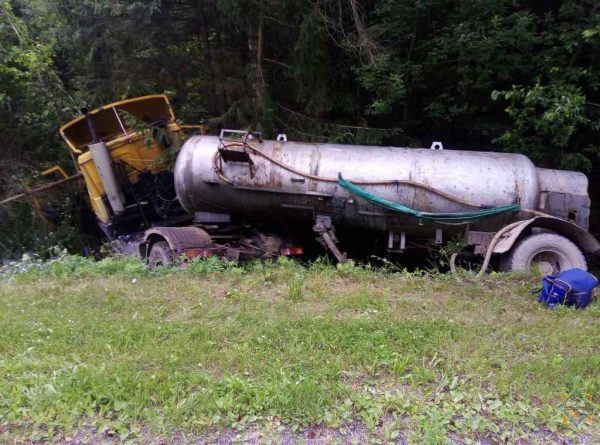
(531, 250, 568, 275)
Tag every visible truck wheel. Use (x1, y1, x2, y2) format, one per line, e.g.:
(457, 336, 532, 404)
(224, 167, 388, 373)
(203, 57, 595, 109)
(148, 241, 174, 267)
(504, 233, 586, 275)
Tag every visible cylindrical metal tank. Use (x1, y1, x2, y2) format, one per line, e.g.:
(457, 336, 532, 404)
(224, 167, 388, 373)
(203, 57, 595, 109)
(174, 135, 541, 232)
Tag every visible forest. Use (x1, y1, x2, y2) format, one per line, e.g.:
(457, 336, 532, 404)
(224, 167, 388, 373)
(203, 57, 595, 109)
(1, 0, 599, 256)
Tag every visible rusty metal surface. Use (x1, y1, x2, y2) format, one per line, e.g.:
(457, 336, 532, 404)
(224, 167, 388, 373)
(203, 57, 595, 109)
(492, 216, 600, 255)
(173, 135, 586, 236)
(143, 226, 213, 251)
(465, 231, 495, 255)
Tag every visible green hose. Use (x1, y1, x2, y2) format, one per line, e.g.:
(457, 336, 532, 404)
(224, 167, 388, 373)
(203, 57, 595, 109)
(338, 176, 521, 223)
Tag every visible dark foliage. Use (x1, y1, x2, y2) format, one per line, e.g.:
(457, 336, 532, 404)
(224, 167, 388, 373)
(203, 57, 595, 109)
(1, 0, 599, 255)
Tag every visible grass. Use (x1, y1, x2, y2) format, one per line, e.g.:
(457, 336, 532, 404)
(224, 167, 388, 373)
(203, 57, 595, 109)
(0, 255, 599, 443)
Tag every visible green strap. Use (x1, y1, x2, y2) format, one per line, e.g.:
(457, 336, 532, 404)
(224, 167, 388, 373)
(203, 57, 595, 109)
(338, 176, 521, 223)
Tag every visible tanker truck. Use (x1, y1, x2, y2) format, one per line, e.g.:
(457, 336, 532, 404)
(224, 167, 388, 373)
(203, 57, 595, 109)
(53, 95, 598, 274)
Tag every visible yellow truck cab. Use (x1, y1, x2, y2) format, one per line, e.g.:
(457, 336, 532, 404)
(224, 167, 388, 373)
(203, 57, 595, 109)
(60, 95, 189, 239)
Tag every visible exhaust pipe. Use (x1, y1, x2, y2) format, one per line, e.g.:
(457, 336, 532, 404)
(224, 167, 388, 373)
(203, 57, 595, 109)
(85, 112, 125, 214)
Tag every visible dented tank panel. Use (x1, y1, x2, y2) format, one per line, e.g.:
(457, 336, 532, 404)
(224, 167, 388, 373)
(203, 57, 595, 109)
(536, 168, 591, 230)
(173, 135, 555, 233)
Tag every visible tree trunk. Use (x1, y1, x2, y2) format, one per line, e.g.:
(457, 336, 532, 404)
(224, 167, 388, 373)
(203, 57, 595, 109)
(247, 4, 265, 118)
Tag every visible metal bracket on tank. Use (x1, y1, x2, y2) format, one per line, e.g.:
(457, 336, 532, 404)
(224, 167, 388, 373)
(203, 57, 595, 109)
(430, 141, 444, 150)
(313, 215, 347, 263)
(217, 129, 263, 178)
(387, 231, 406, 253)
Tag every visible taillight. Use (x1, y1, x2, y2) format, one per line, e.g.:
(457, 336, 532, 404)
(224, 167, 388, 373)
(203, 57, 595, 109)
(184, 248, 213, 258)
(280, 246, 304, 256)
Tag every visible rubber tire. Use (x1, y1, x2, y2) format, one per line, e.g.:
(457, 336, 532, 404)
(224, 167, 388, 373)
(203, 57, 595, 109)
(504, 233, 586, 275)
(148, 241, 174, 268)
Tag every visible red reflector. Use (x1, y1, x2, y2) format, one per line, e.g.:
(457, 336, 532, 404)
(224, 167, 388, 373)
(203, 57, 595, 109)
(280, 246, 304, 256)
(184, 248, 213, 258)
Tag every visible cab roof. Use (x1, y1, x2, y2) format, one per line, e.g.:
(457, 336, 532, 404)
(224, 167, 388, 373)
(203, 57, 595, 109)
(60, 95, 176, 153)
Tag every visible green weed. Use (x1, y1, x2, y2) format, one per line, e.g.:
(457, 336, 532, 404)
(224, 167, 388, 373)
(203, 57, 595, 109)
(287, 273, 306, 301)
